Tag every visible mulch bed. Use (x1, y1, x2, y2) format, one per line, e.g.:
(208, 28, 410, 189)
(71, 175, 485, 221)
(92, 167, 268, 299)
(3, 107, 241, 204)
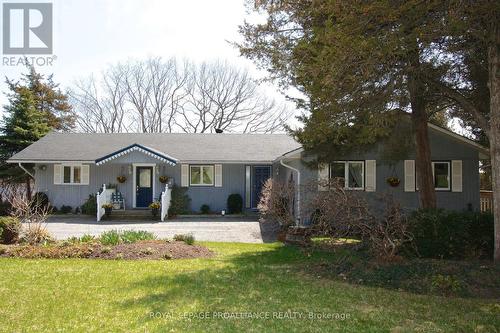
(0, 240, 213, 260)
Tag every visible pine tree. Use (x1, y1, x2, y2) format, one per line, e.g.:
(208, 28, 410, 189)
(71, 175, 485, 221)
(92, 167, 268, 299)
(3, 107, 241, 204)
(0, 64, 71, 198)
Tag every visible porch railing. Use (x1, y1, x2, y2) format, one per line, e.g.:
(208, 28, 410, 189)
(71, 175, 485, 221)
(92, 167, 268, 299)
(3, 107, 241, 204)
(160, 184, 172, 222)
(96, 184, 107, 222)
(480, 190, 493, 213)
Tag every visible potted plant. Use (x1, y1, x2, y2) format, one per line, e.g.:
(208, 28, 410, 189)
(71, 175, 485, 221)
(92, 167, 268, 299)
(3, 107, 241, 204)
(159, 175, 169, 184)
(149, 201, 161, 218)
(102, 203, 113, 218)
(386, 176, 401, 187)
(117, 175, 126, 183)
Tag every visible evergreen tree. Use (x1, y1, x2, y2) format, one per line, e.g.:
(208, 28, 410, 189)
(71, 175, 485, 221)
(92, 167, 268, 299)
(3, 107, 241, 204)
(0, 64, 72, 198)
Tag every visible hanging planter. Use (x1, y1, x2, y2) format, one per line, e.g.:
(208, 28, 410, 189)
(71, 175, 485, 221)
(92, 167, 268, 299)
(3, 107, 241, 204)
(117, 175, 127, 183)
(159, 175, 169, 184)
(386, 177, 401, 187)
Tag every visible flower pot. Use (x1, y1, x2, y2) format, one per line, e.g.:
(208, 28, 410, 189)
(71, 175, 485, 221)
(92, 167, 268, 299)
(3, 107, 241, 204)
(117, 176, 127, 183)
(151, 208, 159, 218)
(386, 177, 400, 187)
(159, 176, 169, 184)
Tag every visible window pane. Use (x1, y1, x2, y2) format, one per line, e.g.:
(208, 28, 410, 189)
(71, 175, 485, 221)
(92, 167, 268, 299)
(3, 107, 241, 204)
(348, 162, 363, 188)
(73, 166, 81, 183)
(139, 169, 151, 188)
(434, 163, 449, 189)
(202, 166, 214, 184)
(191, 167, 201, 184)
(330, 162, 345, 186)
(63, 166, 71, 183)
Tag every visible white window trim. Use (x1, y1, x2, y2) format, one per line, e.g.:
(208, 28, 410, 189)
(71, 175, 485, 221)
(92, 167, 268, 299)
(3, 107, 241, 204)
(61, 164, 83, 185)
(330, 161, 365, 190)
(189, 165, 215, 186)
(432, 161, 451, 191)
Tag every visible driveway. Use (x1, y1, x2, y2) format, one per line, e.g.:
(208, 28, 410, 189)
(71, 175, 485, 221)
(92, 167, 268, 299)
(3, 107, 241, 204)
(44, 216, 278, 243)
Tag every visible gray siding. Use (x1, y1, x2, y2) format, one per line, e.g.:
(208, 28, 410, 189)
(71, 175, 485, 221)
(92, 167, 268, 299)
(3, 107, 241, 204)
(34, 159, 251, 213)
(280, 128, 481, 224)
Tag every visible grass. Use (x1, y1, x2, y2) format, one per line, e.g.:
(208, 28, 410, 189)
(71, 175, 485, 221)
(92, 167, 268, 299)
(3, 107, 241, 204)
(0, 242, 498, 332)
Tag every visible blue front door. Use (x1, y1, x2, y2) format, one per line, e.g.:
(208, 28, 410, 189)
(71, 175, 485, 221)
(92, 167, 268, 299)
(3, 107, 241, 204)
(136, 167, 153, 208)
(252, 166, 271, 208)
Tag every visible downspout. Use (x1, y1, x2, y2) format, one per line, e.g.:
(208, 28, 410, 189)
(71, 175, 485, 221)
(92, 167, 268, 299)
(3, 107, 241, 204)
(18, 162, 34, 178)
(280, 158, 301, 225)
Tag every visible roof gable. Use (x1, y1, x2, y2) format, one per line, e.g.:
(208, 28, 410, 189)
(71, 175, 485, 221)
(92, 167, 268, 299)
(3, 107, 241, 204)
(95, 144, 178, 166)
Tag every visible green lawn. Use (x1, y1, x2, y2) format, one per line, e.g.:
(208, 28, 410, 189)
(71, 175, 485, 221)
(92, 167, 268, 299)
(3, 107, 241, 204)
(0, 242, 498, 332)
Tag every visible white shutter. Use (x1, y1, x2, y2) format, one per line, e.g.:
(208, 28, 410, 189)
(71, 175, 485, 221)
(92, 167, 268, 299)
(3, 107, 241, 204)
(451, 160, 462, 192)
(214, 164, 222, 187)
(181, 164, 189, 187)
(245, 166, 251, 208)
(54, 164, 62, 184)
(404, 160, 416, 192)
(365, 160, 376, 192)
(81, 165, 90, 185)
(318, 163, 329, 191)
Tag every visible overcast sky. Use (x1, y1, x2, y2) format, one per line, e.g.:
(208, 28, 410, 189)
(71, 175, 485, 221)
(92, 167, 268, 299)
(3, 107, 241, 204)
(0, 0, 297, 122)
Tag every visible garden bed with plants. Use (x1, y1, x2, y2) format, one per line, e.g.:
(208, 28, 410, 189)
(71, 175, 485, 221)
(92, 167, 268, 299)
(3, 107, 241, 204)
(0, 228, 213, 260)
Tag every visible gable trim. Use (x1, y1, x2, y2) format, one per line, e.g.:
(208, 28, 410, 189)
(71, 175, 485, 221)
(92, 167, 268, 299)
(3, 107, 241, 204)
(95, 144, 177, 166)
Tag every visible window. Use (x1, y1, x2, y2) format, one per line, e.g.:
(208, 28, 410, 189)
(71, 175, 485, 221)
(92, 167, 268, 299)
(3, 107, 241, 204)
(432, 161, 450, 190)
(63, 165, 82, 184)
(330, 161, 364, 189)
(190, 165, 214, 186)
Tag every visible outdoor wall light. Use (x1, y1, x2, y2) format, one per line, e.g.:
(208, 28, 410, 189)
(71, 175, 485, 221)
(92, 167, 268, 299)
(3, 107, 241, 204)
(39, 165, 47, 171)
(128, 165, 132, 175)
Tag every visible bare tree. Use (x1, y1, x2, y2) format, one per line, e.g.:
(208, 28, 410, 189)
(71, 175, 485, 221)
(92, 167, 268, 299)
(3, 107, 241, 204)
(70, 58, 292, 133)
(69, 67, 128, 133)
(178, 61, 292, 133)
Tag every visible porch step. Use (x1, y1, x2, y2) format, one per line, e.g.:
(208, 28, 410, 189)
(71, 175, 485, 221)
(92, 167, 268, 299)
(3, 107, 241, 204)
(107, 209, 157, 220)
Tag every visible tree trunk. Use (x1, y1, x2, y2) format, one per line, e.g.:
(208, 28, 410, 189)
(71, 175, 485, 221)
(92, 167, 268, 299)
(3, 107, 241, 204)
(489, 21, 500, 262)
(408, 46, 437, 209)
(25, 176, 32, 201)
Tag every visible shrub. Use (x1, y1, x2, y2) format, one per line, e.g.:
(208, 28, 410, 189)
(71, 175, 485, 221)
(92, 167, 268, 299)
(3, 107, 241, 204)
(0, 217, 21, 244)
(0, 201, 12, 216)
(81, 194, 97, 215)
(227, 194, 243, 214)
(173, 233, 195, 245)
(258, 179, 295, 227)
(168, 185, 191, 217)
(60, 205, 73, 214)
(21, 227, 53, 245)
(33, 192, 49, 208)
(408, 209, 493, 259)
(430, 275, 464, 296)
(200, 204, 210, 214)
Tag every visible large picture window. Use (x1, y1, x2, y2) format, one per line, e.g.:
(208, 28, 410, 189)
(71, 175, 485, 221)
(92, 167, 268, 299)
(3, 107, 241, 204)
(63, 165, 82, 184)
(330, 161, 364, 189)
(432, 161, 450, 190)
(190, 165, 214, 186)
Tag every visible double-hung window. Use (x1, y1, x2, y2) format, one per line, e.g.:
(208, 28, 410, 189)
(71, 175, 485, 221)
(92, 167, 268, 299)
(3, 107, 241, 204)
(432, 161, 450, 191)
(190, 165, 214, 186)
(63, 165, 82, 184)
(330, 161, 364, 190)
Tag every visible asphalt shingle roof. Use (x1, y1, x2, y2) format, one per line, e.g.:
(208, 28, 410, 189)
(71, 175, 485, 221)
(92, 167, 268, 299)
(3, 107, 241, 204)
(8, 132, 302, 163)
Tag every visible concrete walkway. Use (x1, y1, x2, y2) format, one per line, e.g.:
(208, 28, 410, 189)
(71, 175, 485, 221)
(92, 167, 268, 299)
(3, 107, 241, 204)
(45, 215, 278, 243)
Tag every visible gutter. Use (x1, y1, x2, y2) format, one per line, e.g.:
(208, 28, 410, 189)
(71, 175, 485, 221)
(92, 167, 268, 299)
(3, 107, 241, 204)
(279, 158, 301, 226)
(18, 162, 34, 178)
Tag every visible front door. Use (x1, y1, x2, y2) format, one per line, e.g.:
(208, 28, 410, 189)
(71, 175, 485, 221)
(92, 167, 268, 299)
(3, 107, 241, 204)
(252, 166, 271, 208)
(136, 166, 153, 208)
